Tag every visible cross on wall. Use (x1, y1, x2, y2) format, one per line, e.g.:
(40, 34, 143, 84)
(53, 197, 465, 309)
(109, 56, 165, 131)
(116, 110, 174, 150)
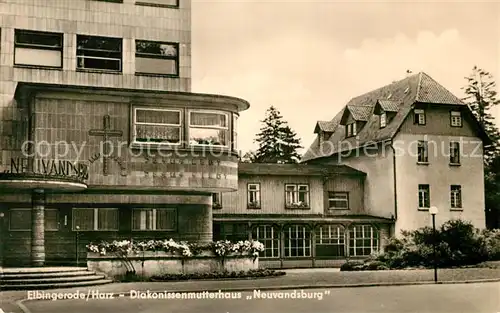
(88, 115, 123, 176)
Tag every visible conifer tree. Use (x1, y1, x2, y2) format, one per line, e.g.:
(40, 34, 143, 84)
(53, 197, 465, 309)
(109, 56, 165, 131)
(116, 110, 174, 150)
(252, 106, 302, 163)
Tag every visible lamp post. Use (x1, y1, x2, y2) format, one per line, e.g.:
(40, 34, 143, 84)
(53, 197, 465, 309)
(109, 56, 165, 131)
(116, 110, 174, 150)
(429, 206, 439, 283)
(75, 225, 80, 267)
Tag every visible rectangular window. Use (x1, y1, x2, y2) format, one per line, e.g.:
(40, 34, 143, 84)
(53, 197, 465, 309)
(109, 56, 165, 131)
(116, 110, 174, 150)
(450, 111, 462, 127)
(9, 209, 59, 231)
(14, 30, 63, 68)
(252, 225, 280, 258)
(72, 208, 119, 231)
(247, 183, 261, 209)
(189, 111, 229, 147)
(316, 225, 345, 257)
(450, 141, 460, 164)
(212, 193, 222, 210)
(414, 109, 426, 125)
(132, 208, 176, 231)
(418, 184, 430, 208)
(328, 192, 349, 209)
(348, 225, 379, 257)
(136, 0, 179, 7)
(45, 209, 59, 231)
(380, 112, 387, 128)
(232, 114, 238, 151)
(133, 108, 182, 144)
(417, 140, 428, 163)
(284, 225, 311, 257)
(346, 122, 357, 137)
(450, 185, 462, 209)
(135, 40, 179, 76)
(219, 223, 249, 242)
(77, 35, 122, 72)
(285, 184, 310, 208)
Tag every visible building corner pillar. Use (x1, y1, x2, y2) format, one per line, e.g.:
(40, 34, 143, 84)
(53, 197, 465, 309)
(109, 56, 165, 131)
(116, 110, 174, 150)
(31, 190, 46, 267)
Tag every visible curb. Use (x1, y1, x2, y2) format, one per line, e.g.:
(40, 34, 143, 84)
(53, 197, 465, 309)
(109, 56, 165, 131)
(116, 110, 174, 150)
(13, 277, 500, 313)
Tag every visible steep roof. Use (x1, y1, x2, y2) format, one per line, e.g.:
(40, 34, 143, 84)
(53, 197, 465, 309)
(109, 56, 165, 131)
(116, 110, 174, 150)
(302, 72, 483, 162)
(341, 105, 373, 123)
(238, 163, 366, 176)
(314, 120, 338, 133)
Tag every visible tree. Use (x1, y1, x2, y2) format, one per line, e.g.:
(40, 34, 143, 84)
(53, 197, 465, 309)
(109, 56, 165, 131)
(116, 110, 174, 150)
(462, 66, 500, 229)
(239, 151, 257, 163)
(252, 106, 303, 164)
(462, 66, 500, 164)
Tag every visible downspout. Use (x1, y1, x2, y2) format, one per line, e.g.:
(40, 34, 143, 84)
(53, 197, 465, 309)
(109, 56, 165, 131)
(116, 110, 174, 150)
(388, 141, 398, 221)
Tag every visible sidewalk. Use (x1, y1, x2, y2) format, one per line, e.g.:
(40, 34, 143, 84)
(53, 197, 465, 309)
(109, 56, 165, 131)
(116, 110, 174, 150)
(2, 267, 500, 305)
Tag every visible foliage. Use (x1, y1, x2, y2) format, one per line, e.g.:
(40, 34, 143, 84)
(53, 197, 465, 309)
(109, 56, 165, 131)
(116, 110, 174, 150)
(372, 220, 493, 269)
(87, 239, 265, 258)
(340, 260, 388, 271)
(252, 106, 303, 164)
(462, 66, 500, 229)
(462, 66, 500, 163)
(239, 150, 257, 163)
(147, 269, 286, 282)
(481, 229, 500, 260)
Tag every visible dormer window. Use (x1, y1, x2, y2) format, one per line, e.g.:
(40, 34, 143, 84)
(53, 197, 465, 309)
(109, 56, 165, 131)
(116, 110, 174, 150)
(450, 111, 462, 127)
(380, 112, 387, 128)
(414, 109, 426, 125)
(346, 122, 357, 138)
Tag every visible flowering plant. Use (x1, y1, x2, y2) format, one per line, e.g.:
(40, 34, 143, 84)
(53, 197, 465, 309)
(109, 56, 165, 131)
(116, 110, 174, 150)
(286, 201, 309, 208)
(87, 239, 265, 257)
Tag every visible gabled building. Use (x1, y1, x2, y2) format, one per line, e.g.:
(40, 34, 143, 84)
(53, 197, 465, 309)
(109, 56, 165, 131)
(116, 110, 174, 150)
(302, 72, 490, 236)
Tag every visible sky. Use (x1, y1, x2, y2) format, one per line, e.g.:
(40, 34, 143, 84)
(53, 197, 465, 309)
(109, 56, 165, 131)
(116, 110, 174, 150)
(190, 0, 500, 155)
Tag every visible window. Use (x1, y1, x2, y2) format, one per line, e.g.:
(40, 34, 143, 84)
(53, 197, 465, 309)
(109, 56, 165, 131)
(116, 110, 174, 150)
(136, 0, 179, 7)
(218, 223, 249, 242)
(380, 112, 387, 128)
(132, 208, 176, 231)
(252, 225, 280, 258)
(328, 192, 349, 209)
(450, 185, 462, 209)
(284, 225, 311, 257)
(247, 183, 261, 209)
(450, 141, 460, 164)
(346, 122, 357, 137)
(417, 140, 428, 163)
(418, 184, 430, 208)
(14, 30, 63, 68)
(77, 35, 122, 71)
(133, 108, 182, 144)
(135, 40, 179, 76)
(232, 114, 238, 151)
(45, 209, 59, 231)
(72, 208, 119, 231)
(450, 111, 462, 127)
(348, 225, 379, 257)
(189, 111, 229, 147)
(414, 109, 426, 125)
(316, 225, 345, 258)
(212, 193, 222, 210)
(9, 209, 59, 231)
(285, 184, 310, 208)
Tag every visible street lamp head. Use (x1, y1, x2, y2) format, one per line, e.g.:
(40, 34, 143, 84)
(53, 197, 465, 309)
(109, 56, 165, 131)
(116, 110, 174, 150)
(429, 206, 439, 215)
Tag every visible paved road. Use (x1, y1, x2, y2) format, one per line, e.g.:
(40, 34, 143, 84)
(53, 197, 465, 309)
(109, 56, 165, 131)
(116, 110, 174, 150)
(19, 282, 500, 313)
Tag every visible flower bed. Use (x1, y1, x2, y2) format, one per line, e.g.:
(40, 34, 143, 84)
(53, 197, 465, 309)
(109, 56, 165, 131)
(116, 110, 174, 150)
(86, 239, 264, 280)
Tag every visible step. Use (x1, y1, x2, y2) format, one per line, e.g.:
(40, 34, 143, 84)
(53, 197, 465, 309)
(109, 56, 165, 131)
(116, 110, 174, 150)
(0, 279, 113, 290)
(1, 267, 88, 274)
(1, 274, 106, 285)
(1, 270, 97, 280)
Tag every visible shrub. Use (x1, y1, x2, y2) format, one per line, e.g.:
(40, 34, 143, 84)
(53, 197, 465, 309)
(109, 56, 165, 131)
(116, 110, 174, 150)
(481, 229, 500, 260)
(375, 219, 490, 269)
(365, 260, 389, 271)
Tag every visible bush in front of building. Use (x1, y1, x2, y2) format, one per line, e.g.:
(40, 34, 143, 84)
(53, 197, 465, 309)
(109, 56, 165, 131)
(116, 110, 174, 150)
(340, 260, 389, 271)
(341, 219, 500, 271)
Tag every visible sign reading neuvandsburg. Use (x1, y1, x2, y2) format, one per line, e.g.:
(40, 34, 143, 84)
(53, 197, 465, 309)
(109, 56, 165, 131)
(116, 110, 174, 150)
(8, 158, 88, 180)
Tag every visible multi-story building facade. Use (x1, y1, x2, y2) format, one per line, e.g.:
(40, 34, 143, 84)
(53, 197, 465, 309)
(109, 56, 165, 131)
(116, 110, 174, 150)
(302, 72, 489, 236)
(0, 0, 249, 267)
